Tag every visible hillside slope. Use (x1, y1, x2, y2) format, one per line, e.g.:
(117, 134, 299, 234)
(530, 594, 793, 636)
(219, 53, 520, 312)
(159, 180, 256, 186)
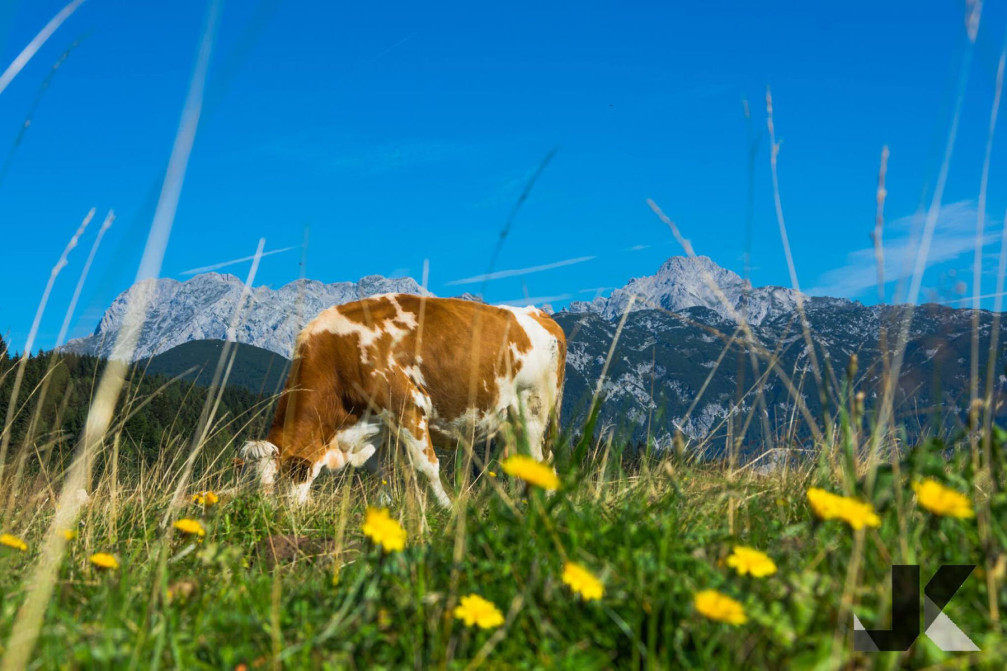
(140, 340, 291, 395)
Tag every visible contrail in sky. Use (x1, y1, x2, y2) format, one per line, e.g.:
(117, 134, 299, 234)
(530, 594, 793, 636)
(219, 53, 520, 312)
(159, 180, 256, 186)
(446, 255, 596, 285)
(181, 245, 297, 275)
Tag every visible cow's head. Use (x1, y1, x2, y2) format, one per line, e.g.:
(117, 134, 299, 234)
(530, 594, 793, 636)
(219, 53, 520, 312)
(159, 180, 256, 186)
(237, 440, 279, 493)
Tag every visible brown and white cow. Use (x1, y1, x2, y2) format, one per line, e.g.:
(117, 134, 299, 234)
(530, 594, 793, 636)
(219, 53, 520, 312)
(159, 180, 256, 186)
(240, 294, 566, 507)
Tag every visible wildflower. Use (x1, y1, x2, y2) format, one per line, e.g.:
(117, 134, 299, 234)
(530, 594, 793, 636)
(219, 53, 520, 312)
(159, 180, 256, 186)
(192, 491, 219, 506)
(694, 589, 747, 625)
(488, 471, 497, 478)
(377, 608, 392, 628)
(0, 533, 27, 552)
(454, 594, 505, 629)
(726, 546, 777, 577)
(912, 479, 974, 519)
(362, 507, 406, 553)
(806, 487, 881, 530)
(90, 553, 119, 570)
(501, 455, 559, 491)
(562, 562, 604, 600)
(62, 529, 78, 541)
(173, 519, 206, 538)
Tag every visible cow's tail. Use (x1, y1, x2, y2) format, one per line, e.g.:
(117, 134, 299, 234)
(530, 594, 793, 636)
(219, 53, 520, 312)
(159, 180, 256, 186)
(545, 332, 566, 460)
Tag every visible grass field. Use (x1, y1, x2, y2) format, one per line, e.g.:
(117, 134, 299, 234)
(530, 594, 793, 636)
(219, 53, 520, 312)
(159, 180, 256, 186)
(0, 404, 1004, 669)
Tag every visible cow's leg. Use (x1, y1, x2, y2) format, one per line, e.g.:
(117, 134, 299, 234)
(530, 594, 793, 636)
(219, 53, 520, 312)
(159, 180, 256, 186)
(280, 455, 321, 505)
(395, 406, 451, 509)
(275, 417, 381, 506)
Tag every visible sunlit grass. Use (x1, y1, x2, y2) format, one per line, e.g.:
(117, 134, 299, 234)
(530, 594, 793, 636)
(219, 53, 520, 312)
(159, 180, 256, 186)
(0, 414, 1003, 668)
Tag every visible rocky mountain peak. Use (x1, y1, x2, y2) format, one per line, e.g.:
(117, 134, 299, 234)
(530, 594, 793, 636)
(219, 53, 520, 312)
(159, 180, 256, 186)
(63, 273, 430, 361)
(568, 255, 812, 325)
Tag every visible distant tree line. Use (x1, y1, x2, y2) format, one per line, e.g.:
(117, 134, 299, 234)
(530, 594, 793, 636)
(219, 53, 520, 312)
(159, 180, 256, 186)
(0, 335, 274, 477)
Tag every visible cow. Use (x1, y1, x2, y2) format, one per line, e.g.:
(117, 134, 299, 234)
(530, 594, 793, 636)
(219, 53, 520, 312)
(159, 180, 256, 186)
(239, 294, 566, 507)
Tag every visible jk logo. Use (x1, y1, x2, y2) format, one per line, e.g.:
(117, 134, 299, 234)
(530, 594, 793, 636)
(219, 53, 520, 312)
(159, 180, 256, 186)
(853, 564, 979, 652)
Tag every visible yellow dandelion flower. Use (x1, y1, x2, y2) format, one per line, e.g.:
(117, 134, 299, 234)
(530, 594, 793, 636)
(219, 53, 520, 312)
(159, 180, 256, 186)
(726, 546, 777, 578)
(562, 561, 604, 600)
(377, 608, 392, 628)
(806, 487, 840, 519)
(806, 487, 881, 530)
(453, 594, 505, 629)
(912, 479, 974, 519)
(362, 507, 406, 553)
(173, 519, 206, 537)
(0, 533, 27, 552)
(836, 499, 880, 530)
(501, 455, 559, 491)
(192, 491, 219, 506)
(694, 589, 747, 625)
(61, 529, 78, 541)
(90, 552, 119, 570)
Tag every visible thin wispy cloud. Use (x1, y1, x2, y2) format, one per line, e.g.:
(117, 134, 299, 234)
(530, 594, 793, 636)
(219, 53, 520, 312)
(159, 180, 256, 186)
(808, 201, 998, 299)
(445, 255, 596, 286)
(941, 290, 1007, 305)
(625, 244, 650, 251)
(500, 294, 572, 306)
(181, 246, 297, 275)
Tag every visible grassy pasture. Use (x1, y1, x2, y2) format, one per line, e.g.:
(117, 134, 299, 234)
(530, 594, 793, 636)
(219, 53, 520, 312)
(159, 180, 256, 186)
(0, 391, 1004, 669)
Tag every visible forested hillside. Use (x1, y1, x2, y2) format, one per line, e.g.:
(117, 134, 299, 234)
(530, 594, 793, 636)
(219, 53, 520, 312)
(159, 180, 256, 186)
(0, 335, 273, 475)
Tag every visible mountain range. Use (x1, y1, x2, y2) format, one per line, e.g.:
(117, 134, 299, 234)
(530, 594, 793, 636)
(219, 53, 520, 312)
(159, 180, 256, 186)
(62, 256, 1007, 447)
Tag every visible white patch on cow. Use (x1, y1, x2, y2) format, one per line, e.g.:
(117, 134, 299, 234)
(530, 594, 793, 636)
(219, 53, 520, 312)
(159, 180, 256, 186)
(326, 419, 383, 465)
(411, 388, 433, 414)
(301, 305, 384, 363)
(402, 364, 426, 387)
(303, 294, 421, 365)
(385, 294, 419, 331)
(376, 294, 419, 345)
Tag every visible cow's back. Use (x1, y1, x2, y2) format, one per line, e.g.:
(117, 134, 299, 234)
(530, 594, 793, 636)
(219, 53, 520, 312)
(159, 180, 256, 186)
(294, 294, 565, 441)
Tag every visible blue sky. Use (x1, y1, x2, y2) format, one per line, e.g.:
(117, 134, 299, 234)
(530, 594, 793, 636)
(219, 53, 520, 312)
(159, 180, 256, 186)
(2, 0, 1007, 352)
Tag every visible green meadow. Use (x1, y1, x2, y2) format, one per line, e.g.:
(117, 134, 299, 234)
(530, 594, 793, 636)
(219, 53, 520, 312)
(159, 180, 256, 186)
(0, 367, 1004, 669)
